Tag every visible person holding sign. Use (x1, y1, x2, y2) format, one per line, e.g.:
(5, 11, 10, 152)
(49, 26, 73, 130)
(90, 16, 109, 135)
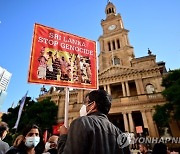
(57, 89, 130, 154)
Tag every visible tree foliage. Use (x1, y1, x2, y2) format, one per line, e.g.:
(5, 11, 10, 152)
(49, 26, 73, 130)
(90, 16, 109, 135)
(153, 69, 180, 126)
(153, 103, 173, 127)
(2, 97, 58, 135)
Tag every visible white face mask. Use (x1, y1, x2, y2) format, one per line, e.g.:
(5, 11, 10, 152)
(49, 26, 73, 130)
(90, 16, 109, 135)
(25, 136, 40, 148)
(79, 102, 94, 117)
(79, 105, 87, 117)
(45, 142, 51, 151)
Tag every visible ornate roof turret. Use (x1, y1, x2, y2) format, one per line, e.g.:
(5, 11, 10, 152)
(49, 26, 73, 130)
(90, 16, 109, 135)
(105, 1, 116, 19)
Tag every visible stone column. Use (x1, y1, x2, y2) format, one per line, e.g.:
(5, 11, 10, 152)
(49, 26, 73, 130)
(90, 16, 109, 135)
(138, 79, 145, 94)
(107, 84, 111, 95)
(151, 109, 159, 137)
(146, 110, 158, 137)
(125, 81, 130, 96)
(122, 112, 129, 132)
(103, 85, 107, 92)
(155, 77, 162, 92)
(121, 82, 126, 97)
(77, 90, 83, 103)
(141, 110, 149, 130)
(124, 34, 128, 45)
(115, 39, 118, 50)
(135, 79, 141, 95)
(169, 119, 180, 137)
(58, 99, 65, 123)
(100, 40, 104, 51)
(128, 112, 135, 133)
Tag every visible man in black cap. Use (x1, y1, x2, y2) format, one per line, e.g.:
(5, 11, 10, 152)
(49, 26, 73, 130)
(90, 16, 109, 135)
(58, 89, 130, 154)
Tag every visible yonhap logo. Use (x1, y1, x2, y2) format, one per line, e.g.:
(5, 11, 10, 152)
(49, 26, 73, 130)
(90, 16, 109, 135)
(117, 134, 180, 148)
(117, 133, 131, 148)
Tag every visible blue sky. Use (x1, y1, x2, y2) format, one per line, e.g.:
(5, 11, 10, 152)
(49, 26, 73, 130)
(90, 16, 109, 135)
(0, 0, 180, 112)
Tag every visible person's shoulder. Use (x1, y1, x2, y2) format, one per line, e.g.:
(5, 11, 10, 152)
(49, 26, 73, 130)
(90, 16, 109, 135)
(47, 148, 57, 154)
(71, 116, 89, 124)
(0, 140, 9, 147)
(72, 113, 111, 124)
(146, 150, 152, 154)
(6, 147, 21, 154)
(70, 116, 95, 128)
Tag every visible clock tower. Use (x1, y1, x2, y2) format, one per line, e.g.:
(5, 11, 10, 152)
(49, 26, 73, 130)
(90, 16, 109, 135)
(38, 0, 180, 138)
(98, 1, 134, 72)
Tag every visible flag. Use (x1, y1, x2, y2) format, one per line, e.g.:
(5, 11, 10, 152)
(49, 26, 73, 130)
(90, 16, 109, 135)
(43, 130, 48, 143)
(13, 91, 28, 129)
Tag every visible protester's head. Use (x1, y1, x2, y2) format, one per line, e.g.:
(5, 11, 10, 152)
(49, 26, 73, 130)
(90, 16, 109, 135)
(85, 89, 112, 115)
(45, 135, 59, 151)
(152, 143, 167, 154)
(13, 135, 24, 147)
(22, 124, 42, 149)
(0, 121, 9, 140)
(139, 143, 149, 153)
(38, 56, 47, 64)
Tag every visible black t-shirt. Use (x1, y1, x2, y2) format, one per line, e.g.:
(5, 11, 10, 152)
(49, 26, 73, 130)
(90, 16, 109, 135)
(47, 148, 57, 154)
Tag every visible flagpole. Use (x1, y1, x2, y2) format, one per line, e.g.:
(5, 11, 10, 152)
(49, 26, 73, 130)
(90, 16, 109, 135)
(13, 91, 28, 131)
(64, 87, 69, 128)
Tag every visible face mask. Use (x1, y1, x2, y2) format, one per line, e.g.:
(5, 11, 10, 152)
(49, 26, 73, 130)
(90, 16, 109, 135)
(79, 102, 94, 117)
(25, 136, 40, 148)
(80, 105, 87, 116)
(45, 142, 51, 151)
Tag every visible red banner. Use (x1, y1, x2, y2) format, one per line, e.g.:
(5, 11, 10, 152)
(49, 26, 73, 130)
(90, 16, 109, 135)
(136, 126, 143, 133)
(28, 23, 97, 89)
(52, 123, 63, 135)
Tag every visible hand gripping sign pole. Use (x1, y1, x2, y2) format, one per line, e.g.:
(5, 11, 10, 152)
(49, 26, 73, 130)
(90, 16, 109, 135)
(64, 87, 69, 128)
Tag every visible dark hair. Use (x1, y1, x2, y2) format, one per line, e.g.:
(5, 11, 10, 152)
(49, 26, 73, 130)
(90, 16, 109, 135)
(22, 124, 40, 136)
(18, 124, 44, 153)
(0, 122, 9, 137)
(152, 143, 167, 154)
(87, 89, 112, 115)
(139, 143, 149, 149)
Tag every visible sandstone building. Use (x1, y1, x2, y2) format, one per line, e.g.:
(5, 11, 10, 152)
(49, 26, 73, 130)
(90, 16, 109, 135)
(37, 2, 180, 137)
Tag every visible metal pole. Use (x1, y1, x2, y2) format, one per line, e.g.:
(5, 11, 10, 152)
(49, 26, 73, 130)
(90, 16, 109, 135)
(64, 87, 69, 128)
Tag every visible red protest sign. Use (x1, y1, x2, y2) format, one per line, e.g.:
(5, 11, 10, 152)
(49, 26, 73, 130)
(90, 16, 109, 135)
(136, 126, 143, 134)
(28, 23, 97, 89)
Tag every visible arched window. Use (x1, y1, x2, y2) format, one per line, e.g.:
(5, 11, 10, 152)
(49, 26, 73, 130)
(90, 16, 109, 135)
(114, 57, 120, 65)
(146, 84, 155, 94)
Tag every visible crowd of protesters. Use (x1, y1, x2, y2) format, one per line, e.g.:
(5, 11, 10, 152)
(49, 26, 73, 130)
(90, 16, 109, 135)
(0, 89, 179, 154)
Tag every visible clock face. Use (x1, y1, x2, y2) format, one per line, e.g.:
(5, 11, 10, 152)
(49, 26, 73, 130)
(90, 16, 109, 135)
(108, 24, 116, 31)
